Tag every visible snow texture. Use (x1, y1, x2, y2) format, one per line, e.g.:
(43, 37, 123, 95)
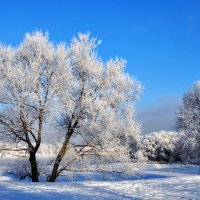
(0, 164, 200, 199)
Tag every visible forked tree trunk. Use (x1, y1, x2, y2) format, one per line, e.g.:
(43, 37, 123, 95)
(29, 152, 39, 182)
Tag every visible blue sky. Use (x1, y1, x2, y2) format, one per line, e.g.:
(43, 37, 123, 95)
(0, 0, 199, 133)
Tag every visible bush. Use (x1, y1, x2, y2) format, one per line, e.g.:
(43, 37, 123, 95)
(9, 158, 32, 180)
(141, 131, 182, 162)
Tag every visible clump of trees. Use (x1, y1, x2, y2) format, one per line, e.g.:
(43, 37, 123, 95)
(140, 130, 200, 164)
(0, 31, 142, 182)
(141, 131, 181, 162)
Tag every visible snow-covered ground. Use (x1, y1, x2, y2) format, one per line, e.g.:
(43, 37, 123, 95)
(0, 163, 200, 200)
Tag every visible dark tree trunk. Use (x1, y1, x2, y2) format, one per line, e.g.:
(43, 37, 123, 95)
(49, 143, 68, 182)
(29, 152, 39, 182)
(49, 122, 77, 182)
(49, 94, 80, 182)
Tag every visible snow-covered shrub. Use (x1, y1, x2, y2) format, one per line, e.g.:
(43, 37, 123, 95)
(134, 149, 148, 162)
(138, 129, 200, 164)
(141, 131, 181, 162)
(9, 158, 32, 180)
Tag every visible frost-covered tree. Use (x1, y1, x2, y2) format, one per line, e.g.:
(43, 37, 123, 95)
(0, 32, 69, 181)
(0, 31, 142, 182)
(176, 133, 200, 163)
(48, 34, 142, 181)
(177, 81, 200, 140)
(176, 81, 200, 163)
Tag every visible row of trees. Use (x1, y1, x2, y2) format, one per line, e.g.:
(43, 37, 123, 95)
(0, 31, 142, 182)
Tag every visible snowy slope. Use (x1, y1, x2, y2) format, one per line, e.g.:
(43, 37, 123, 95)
(0, 164, 200, 200)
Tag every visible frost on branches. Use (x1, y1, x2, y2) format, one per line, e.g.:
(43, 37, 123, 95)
(176, 81, 200, 163)
(141, 131, 181, 162)
(0, 31, 142, 182)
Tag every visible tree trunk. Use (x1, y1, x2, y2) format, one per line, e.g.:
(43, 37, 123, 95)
(49, 143, 67, 182)
(29, 152, 39, 182)
(49, 115, 79, 182)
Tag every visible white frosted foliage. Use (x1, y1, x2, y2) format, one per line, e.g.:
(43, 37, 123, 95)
(0, 31, 142, 181)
